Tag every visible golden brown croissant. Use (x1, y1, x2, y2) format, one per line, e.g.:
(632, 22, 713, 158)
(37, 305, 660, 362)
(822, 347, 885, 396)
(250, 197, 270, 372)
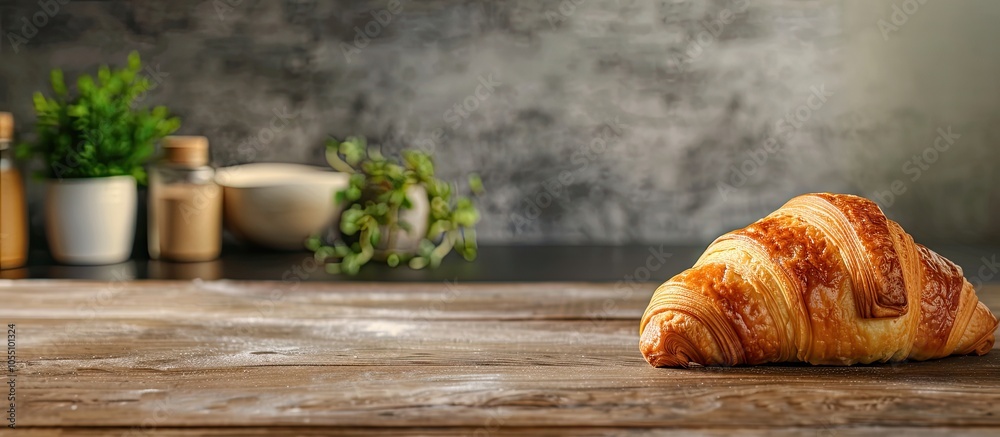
(640, 193, 998, 367)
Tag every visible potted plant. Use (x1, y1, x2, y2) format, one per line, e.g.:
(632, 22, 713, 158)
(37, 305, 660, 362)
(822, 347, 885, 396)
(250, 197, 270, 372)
(18, 52, 180, 265)
(308, 136, 483, 275)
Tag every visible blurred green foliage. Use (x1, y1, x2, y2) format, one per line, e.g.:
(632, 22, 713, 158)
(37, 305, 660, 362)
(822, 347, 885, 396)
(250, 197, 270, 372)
(17, 51, 180, 183)
(309, 136, 483, 275)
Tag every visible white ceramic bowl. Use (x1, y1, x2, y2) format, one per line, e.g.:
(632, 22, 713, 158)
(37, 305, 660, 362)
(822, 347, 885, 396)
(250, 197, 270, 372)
(216, 163, 349, 251)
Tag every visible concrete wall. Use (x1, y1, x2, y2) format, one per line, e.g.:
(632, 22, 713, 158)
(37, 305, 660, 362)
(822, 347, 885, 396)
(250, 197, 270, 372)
(1, 0, 997, 244)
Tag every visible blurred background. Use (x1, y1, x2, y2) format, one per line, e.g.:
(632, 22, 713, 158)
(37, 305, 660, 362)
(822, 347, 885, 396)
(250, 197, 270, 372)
(1, 0, 998, 247)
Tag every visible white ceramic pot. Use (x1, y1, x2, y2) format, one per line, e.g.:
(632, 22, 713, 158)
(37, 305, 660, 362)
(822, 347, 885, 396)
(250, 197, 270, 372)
(373, 185, 430, 260)
(45, 176, 137, 265)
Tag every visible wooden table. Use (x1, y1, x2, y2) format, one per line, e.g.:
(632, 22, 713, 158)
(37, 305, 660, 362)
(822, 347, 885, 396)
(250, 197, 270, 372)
(2, 280, 999, 435)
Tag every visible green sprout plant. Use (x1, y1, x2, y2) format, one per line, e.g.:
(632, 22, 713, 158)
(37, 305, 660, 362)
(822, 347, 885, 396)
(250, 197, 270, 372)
(17, 51, 180, 183)
(307, 136, 484, 275)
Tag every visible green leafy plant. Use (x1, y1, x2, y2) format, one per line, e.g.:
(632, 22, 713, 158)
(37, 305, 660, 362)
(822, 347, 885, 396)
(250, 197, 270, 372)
(308, 136, 484, 275)
(16, 51, 180, 183)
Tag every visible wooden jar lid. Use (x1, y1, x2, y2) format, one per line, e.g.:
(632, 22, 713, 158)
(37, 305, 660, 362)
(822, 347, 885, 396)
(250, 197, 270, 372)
(0, 112, 13, 142)
(162, 136, 210, 166)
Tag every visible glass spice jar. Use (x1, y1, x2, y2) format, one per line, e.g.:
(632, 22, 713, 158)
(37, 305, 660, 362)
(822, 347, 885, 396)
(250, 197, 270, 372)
(148, 136, 222, 262)
(0, 112, 28, 270)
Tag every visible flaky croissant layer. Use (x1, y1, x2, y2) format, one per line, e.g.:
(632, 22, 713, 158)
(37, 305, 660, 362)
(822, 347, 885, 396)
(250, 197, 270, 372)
(640, 193, 998, 367)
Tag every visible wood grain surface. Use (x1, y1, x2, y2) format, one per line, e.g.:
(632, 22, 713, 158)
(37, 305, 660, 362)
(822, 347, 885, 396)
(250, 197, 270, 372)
(2, 280, 999, 435)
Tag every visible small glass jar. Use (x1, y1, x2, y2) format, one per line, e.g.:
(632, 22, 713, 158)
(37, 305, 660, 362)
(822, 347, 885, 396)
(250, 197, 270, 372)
(148, 136, 222, 262)
(0, 112, 28, 270)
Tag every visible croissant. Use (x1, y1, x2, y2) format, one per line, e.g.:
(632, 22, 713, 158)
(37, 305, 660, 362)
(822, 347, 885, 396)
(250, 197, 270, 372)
(640, 193, 998, 367)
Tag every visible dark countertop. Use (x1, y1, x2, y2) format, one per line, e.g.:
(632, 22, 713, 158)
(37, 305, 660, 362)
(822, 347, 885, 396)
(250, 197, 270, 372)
(4, 244, 999, 284)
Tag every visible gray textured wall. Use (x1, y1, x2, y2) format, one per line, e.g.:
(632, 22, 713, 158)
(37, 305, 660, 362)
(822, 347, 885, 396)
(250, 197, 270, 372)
(1, 0, 998, 245)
